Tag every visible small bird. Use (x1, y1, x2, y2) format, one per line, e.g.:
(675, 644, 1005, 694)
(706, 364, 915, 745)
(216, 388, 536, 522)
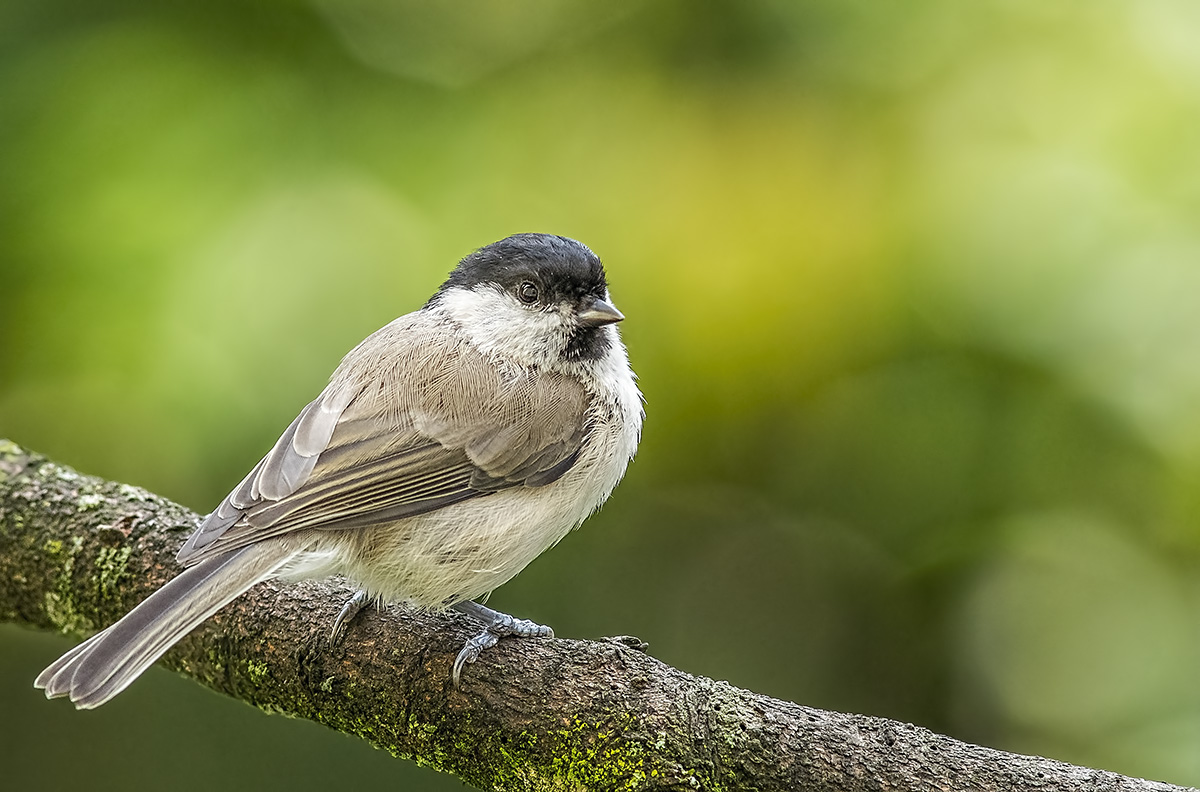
(36, 233, 643, 708)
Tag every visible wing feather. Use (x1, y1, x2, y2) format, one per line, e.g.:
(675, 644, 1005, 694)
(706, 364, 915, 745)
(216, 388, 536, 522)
(177, 312, 591, 567)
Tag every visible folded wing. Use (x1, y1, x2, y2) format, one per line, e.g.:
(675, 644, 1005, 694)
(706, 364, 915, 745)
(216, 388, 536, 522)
(177, 313, 590, 566)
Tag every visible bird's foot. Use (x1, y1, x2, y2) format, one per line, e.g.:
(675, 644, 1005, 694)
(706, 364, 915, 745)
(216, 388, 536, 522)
(450, 601, 554, 686)
(329, 589, 371, 645)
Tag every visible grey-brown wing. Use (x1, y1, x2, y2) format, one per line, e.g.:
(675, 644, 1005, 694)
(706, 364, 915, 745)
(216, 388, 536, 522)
(177, 315, 590, 566)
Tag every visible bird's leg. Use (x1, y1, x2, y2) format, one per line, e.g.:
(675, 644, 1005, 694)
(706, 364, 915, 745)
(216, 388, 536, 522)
(450, 600, 554, 686)
(329, 589, 371, 645)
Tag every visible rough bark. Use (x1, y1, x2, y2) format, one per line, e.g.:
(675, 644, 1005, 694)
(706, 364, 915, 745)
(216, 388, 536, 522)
(0, 438, 1190, 792)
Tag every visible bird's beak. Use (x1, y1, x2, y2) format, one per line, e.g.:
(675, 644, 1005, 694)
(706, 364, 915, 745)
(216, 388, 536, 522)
(577, 297, 625, 327)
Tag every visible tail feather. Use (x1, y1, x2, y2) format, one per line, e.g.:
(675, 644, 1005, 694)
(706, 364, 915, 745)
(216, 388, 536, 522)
(35, 541, 296, 708)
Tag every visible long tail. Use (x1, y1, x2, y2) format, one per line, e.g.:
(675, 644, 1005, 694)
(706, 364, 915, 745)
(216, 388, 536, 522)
(35, 541, 296, 709)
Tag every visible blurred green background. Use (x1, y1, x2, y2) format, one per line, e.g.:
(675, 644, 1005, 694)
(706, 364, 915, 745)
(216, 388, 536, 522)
(5, 0, 1200, 788)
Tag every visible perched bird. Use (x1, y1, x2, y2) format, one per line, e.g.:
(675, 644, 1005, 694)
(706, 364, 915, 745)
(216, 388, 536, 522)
(37, 233, 643, 708)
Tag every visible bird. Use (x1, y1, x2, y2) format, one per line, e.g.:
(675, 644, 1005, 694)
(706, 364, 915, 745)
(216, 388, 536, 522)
(36, 232, 643, 708)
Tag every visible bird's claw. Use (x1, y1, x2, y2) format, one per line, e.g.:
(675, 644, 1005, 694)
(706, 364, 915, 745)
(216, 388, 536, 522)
(329, 589, 370, 645)
(450, 601, 554, 687)
(452, 630, 501, 686)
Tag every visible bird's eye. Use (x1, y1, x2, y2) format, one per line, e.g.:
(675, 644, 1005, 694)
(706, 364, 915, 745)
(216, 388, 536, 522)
(517, 281, 540, 305)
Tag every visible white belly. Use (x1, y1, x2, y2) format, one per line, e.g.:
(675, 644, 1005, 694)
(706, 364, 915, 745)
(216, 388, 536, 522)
(283, 377, 641, 607)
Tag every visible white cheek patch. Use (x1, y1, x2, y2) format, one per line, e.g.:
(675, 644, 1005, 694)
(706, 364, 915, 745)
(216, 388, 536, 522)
(435, 286, 568, 365)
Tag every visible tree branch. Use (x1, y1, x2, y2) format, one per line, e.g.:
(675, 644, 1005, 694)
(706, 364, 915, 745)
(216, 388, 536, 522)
(0, 438, 1189, 792)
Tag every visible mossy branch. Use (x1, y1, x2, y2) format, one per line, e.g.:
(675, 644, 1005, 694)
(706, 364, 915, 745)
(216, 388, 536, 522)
(0, 438, 1190, 792)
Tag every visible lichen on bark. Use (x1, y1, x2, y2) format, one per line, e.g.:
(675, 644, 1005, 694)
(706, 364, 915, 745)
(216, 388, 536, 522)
(0, 439, 1191, 792)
